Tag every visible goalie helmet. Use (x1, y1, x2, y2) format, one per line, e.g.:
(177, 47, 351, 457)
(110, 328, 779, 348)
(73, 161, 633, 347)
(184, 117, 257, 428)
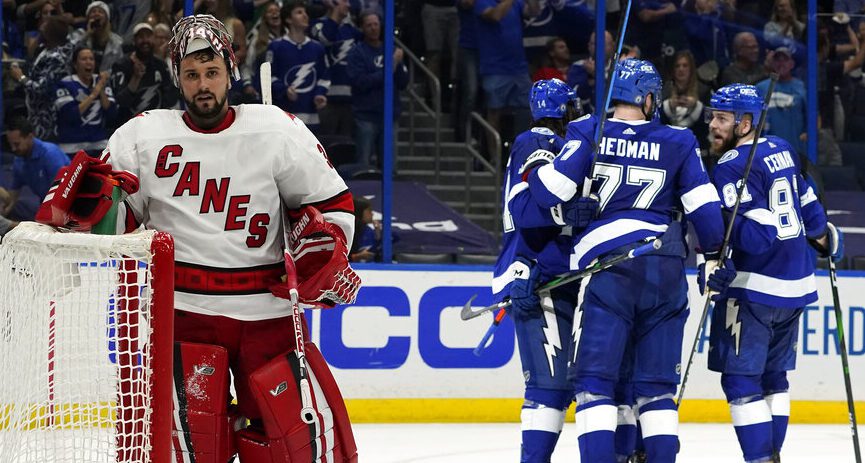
(706, 83, 763, 125)
(167, 14, 241, 87)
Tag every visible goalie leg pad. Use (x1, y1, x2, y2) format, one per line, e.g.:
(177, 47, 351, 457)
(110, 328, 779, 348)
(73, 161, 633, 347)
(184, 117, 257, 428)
(172, 342, 236, 463)
(237, 342, 357, 462)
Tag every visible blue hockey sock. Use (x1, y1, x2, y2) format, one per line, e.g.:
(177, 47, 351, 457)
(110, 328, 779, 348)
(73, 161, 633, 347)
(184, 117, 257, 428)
(614, 404, 637, 462)
(765, 392, 790, 454)
(520, 389, 568, 463)
(730, 396, 774, 462)
(575, 394, 617, 463)
(638, 396, 679, 463)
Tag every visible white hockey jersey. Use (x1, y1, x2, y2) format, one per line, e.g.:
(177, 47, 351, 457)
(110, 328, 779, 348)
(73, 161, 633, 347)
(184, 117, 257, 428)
(106, 104, 354, 320)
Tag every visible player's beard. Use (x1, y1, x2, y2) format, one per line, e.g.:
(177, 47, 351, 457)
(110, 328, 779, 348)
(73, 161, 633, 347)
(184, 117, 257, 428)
(185, 90, 228, 120)
(709, 128, 736, 156)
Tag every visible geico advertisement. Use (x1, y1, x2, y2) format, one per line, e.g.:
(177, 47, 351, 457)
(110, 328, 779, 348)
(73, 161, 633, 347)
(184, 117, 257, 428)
(301, 267, 865, 402)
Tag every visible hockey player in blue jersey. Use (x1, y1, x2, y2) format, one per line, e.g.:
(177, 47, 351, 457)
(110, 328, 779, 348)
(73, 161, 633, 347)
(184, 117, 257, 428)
(705, 84, 843, 463)
(519, 59, 734, 463)
(492, 78, 591, 463)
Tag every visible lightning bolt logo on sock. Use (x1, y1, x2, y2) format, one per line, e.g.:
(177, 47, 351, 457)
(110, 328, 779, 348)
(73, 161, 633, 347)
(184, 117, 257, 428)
(540, 294, 561, 376)
(725, 299, 742, 356)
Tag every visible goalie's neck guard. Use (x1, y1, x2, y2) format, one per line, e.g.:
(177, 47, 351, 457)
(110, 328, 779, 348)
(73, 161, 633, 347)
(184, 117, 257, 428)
(167, 14, 241, 87)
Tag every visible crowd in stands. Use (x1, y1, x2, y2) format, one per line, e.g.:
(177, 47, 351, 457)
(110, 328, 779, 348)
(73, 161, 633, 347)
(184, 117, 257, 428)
(4, 0, 865, 246)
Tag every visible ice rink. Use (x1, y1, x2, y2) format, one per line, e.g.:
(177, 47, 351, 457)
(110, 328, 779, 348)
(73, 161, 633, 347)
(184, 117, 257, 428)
(352, 423, 864, 462)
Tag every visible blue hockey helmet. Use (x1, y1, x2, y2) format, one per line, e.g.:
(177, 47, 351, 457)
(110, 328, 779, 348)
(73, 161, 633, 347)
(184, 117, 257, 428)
(530, 78, 577, 120)
(706, 84, 763, 125)
(610, 59, 662, 116)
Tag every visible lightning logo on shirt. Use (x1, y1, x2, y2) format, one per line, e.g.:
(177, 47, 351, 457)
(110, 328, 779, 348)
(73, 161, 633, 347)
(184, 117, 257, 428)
(725, 299, 742, 356)
(286, 62, 317, 93)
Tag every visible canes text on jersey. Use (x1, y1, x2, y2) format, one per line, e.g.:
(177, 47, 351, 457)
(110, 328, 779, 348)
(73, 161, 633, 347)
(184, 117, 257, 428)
(155, 144, 270, 248)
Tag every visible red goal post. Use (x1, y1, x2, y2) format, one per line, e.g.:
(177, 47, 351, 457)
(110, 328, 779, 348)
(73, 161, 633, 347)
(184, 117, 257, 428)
(0, 222, 174, 463)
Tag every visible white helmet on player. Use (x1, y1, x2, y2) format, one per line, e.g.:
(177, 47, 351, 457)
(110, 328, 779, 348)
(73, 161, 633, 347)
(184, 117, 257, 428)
(167, 14, 241, 87)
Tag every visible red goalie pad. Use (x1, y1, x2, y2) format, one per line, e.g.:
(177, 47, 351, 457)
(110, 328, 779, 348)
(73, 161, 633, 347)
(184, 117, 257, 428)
(271, 205, 361, 307)
(237, 342, 358, 463)
(35, 151, 139, 231)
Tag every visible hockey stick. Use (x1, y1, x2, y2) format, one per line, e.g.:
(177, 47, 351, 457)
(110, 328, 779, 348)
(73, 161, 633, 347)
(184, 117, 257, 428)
(581, 0, 634, 198)
(260, 61, 272, 105)
(461, 238, 661, 321)
(827, 255, 863, 463)
(284, 253, 318, 425)
(677, 75, 778, 407)
(473, 308, 507, 356)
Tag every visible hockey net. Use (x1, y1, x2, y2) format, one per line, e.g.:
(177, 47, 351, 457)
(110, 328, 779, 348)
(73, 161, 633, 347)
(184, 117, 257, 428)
(0, 222, 174, 463)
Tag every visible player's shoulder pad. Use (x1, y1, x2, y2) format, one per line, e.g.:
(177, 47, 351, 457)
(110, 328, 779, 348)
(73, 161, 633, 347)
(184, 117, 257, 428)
(531, 127, 555, 136)
(717, 149, 739, 165)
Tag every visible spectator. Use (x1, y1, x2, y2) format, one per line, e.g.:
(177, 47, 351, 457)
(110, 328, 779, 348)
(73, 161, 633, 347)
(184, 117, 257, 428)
(260, 0, 330, 130)
(455, 0, 480, 142)
(835, 0, 865, 28)
(522, 0, 560, 73)
(54, 46, 116, 157)
(153, 23, 172, 61)
(682, 0, 730, 69)
(764, 0, 805, 43)
(756, 47, 806, 155)
(628, 0, 683, 65)
(23, 1, 59, 59)
(1, 117, 70, 220)
(661, 50, 710, 149)
(421, 0, 459, 94)
(10, 16, 76, 141)
(111, 23, 178, 128)
(566, 29, 613, 114)
(69, 1, 124, 72)
(146, 0, 176, 28)
(197, 0, 249, 67)
(817, 19, 865, 142)
(532, 37, 570, 82)
(245, 1, 284, 77)
(110, 0, 152, 43)
(346, 11, 408, 168)
(310, 0, 362, 137)
(719, 31, 767, 86)
(349, 196, 381, 262)
(474, 0, 540, 154)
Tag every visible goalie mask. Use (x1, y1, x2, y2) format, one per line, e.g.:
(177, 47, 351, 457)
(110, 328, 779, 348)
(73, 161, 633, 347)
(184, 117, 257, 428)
(167, 14, 241, 87)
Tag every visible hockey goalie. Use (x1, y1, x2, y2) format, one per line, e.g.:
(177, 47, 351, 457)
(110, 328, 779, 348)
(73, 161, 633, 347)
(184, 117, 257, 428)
(36, 14, 360, 463)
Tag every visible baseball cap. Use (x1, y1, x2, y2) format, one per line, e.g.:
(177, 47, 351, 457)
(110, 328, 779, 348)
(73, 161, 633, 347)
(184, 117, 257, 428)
(133, 22, 154, 35)
(773, 46, 794, 59)
(86, 1, 110, 20)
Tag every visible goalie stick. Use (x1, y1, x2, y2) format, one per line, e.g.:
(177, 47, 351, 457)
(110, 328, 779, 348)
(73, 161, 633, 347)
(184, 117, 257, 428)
(677, 74, 778, 407)
(261, 60, 316, 424)
(828, 254, 863, 463)
(461, 238, 660, 321)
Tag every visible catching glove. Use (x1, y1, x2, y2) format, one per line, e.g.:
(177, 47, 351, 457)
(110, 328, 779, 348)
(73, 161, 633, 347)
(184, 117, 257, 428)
(271, 205, 361, 307)
(508, 257, 541, 320)
(697, 251, 736, 301)
(35, 151, 139, 232)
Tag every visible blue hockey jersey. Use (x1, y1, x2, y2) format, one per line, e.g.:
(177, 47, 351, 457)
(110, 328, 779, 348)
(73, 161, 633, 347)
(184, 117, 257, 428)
(54, 74, 117, 155)
(526, 114, 725, 270)
(310, 16, 361, 103)
(261, 36, 330, 128)
(493, 127, 573, 300)
(711, 136, 826, 308)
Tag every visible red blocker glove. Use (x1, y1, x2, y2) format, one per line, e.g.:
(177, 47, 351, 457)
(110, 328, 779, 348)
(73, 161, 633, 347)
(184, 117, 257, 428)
(271, 205, 361, 308)
(36, 151, 139, 231)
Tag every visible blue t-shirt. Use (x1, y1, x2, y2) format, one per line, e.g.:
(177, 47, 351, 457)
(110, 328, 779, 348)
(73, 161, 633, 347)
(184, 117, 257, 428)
(757, 77, 806, 155)
(711, 136, 826, 308)
(526, 114, 725, 270)
(474, 0, 528, 76)
(11, 138, 71, 199)
(493, 127, 569, 299)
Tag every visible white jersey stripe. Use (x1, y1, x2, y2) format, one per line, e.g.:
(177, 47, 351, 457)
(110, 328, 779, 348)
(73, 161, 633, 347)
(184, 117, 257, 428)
(571, 219, 667, 270)
(730, 271, 817, 299)
(680, 183, 720, 214)
(537, 163, 578, 203)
